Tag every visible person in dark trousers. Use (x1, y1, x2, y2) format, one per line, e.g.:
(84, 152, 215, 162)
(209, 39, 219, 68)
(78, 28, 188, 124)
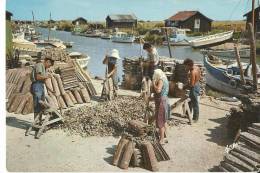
(183, 58, 201, 123)
(30, 57, 54, 118)
(102, 49, 120, 90)
(142, 42, 160, 80)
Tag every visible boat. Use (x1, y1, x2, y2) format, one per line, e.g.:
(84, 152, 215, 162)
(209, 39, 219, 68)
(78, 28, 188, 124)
(64, 41, 73, 48)
(111, 32, 135, 43)
(200, 43, 250, 58)
(68, 52, 90, 70)
(84, 30, 103, 37)
(100, 33, 112, 39)
(188, 31, 234, 48)
(12, 36, 43, 57)
(204, 54, 260, 96)
(34, 38, 67, 49)
(163, 28, 191, 46)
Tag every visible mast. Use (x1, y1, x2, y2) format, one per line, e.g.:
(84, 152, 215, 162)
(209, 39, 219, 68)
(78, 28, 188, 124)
(48, 12, 51, 41)
(252, 0, 255, 33)
(249, 0, 258, 90)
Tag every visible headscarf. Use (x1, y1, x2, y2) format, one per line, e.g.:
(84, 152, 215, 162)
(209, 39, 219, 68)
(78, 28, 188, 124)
(153, 69, 167, 83)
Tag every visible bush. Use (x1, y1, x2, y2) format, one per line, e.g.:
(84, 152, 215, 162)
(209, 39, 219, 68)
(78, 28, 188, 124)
(144, 34, 163, 45)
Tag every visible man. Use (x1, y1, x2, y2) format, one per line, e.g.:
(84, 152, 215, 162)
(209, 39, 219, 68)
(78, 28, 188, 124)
(102, 49, 120, 92)
(183, 58, 201, 123)
(143, 43, 160, 80)
(31, 57, 54, 118)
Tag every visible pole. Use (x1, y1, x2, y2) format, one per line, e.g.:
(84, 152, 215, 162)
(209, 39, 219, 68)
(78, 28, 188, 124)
(164, 28, 172, 58)
(252, 0, 255, 33)
(48, 12, 51, 41)
(248, 23, 257, 90)
(234, 45, 246, 85)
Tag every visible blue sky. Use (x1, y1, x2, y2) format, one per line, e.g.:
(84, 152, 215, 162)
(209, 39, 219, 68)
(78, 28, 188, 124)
(6, 0, 254, 21)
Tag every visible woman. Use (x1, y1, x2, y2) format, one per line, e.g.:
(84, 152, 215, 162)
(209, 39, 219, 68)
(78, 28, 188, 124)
(102, 49, 120, 90)
(152, 69, 169, 144)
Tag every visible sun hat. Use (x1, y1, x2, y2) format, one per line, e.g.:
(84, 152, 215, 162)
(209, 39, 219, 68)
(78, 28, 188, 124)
(109, 49, 120, 59)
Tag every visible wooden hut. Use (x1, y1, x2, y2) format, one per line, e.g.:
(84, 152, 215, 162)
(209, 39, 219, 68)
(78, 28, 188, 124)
(165, 11, 213, 32)
(243, 6, 260, 32)
(72, 17, 88, 25)
(106, 14, 137, 28)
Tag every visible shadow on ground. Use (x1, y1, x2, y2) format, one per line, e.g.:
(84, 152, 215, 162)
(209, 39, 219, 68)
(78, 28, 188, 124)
(103, 145, 116, 165)
(205, 117, 233, 146)
(6, 116, 31, 130)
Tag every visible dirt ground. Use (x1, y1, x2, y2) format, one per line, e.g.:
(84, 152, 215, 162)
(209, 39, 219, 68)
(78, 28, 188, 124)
(6, 79, 240, 172)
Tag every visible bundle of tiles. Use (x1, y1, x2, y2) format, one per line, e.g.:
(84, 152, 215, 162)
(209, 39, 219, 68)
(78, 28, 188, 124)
(218, 123, 260, 172)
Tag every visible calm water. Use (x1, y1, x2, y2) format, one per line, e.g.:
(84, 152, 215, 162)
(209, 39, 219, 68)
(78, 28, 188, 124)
(37, 28, 203, 79)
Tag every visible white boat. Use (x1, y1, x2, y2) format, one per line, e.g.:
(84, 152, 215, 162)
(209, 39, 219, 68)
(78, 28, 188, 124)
(100, 33, 112, 39)
(189, 31, 234, 48)
(84, 30, 103, 37)
(34, 38, 67, 49)
(111, 32, 135, 43)
(68, 52, 90, 70)
(163, 28, 190, 46)
(204, 54, 260, 96)
(64, 41, 73, 48)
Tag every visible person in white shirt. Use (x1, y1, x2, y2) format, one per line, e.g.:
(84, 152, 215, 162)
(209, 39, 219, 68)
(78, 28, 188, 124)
(143, 43, 160, 79)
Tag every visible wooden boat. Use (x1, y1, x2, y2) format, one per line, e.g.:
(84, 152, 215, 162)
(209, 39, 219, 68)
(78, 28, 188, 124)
(68, 52, 90, 70)
(201, 48, 250, 58)
(201, 43, 250, 58)
(204, 54, 260, 96)
(111, 32, 135, 43)
(189, 31, 234, 48)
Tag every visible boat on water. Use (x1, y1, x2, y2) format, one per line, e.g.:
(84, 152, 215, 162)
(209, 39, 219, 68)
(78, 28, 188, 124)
(34, 38, 67, 49)
(100, 33, 112, 39)
(111, 32, 135, 43)
(189, 31, 234, 48)
(204, 54, 260, 96)
(84, 30, 103, 37)
(12, 37, 43, 57)
(64, 41, 73, 48)
(68, 52, 90, 70)
(162, 28, 190, 46)
(201, 43, 250, 58)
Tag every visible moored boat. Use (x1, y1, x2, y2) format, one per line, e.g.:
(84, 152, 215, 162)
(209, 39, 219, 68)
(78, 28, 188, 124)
(201, 43, 250, 58)
(68, 52, 90, 70)
(204, 54, 260, 96)
(189, 31, 234, 48)
(201, 48, 250, 59)
(100, 33, 112, 39)
(111, 32, 135, 43)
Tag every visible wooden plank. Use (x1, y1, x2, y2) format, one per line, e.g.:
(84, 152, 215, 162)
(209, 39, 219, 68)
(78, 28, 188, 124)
(233, 145, 260, 163)
(224, 154, 254, 171)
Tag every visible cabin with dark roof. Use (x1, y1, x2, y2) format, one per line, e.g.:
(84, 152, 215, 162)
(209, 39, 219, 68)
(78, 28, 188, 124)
(165, 11, 213, 32)
(243, 6, 260, 32)
(72, 17, 88, 25)
(106, 14, 137, 28)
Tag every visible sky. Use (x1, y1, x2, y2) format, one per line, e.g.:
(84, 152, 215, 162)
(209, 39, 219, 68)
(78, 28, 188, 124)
(6, 0, 255, 21)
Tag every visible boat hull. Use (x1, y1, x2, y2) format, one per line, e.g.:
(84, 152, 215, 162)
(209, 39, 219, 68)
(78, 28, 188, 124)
(189, 31, 234, 48)
(76, 57, 90, 70)
(204, 56, 242, 96)
(111, 37, 135, 43)
(162, 40, 190, 46)
(201, 48, 250, 58)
